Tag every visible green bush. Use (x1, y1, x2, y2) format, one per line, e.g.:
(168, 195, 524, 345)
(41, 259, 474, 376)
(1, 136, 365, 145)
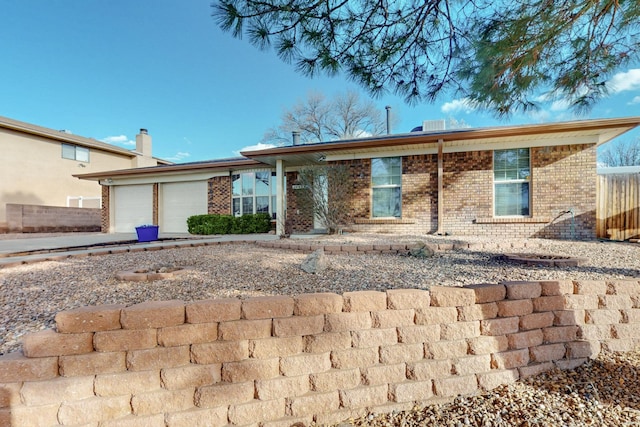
(187, 213, 271, 235)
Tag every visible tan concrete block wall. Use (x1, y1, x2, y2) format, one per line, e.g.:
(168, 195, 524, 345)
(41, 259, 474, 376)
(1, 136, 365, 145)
(2, 279, 640, 426)
(7, 203, 101, 233)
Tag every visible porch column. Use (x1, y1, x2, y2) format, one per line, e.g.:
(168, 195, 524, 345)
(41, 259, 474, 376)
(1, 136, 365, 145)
(276, 159, 286, 237)
(436, 138, 444, 235)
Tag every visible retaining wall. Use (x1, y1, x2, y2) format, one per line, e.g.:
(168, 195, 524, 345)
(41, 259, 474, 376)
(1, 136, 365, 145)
(6, 204, 101, 233)
(1, 280, 640, 426)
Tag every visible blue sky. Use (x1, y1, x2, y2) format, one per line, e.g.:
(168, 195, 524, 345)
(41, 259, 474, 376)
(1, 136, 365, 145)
(1, 1, 639, 163)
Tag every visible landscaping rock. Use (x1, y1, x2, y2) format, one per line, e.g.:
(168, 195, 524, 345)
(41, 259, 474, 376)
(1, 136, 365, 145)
(341, 349, 640, 426)
(301, 249, 328, 274)
(408, 242, 435, 258)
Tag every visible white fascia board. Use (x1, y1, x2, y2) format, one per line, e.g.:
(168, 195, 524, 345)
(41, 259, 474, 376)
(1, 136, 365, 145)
(100, 170, 228, 186)
(325, 134, 599, 161)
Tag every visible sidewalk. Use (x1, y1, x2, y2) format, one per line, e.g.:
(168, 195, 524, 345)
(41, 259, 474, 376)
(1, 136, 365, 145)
(0, 232, 280, 268)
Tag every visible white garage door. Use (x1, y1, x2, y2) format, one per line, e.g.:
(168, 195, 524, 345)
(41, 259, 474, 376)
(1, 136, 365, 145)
(114, 185, 153, 233)
(161, 181, 208, 233)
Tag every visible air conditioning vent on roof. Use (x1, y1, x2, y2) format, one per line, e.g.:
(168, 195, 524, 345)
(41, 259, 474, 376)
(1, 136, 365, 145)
(422, 120, 446, 132)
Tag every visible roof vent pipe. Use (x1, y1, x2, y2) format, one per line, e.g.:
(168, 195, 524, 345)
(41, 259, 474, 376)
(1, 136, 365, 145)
(292, 131, 300, 146)
(385, 106, 392, 134)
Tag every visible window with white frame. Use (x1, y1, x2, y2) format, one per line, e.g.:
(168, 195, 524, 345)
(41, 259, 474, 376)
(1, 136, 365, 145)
(62, 144, 90, 162)
(67, 196, 101, 208)
(232, 171, 279, 218)
(371, 157, 402, 218)
(494, 148, 530, 216)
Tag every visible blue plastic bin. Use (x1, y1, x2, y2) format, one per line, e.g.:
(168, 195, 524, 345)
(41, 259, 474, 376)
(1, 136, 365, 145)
(135, 225, 159, 242)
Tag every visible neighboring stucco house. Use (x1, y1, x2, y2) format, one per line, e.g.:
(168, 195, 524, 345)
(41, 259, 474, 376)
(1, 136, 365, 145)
(77, 117, 640, 238)
(0, 115, 169, 232)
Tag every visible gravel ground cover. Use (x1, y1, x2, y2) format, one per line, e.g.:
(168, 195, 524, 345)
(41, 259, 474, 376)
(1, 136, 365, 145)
(340, 350, 640, 426)
(1, 234, 639, 355)
(1, 233, 640, 425)
(0, 234, 640, 427)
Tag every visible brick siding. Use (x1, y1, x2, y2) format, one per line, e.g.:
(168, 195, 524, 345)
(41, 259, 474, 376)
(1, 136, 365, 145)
(208, 176, 232, 215)
(152, 183, 159, 226)
(101, 185, 109, 233)
(286, 171, 313, 233)
(317, 143, 597, 238)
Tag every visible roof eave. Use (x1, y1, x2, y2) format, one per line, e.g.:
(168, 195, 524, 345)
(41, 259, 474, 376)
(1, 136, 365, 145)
(0, 116, 141, 157)
(241, 116, 640, 163)
(74, 158, 263, 181)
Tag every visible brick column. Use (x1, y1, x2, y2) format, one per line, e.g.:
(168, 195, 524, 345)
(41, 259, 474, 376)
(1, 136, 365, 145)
(153, 183, 159, 226)
(101, 185, 110, 233)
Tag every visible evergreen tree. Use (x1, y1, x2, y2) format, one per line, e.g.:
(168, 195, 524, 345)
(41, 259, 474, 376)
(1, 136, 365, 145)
(213, 0, 640, 116)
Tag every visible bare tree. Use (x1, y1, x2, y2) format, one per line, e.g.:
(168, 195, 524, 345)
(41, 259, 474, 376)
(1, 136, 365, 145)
(262, 91, 389, 145)
(294, 164, 353, 233)
(599, 138, 640, 167)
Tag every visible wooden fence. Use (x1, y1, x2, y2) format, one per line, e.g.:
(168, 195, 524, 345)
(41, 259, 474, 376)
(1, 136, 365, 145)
(597, 174, 640, 240)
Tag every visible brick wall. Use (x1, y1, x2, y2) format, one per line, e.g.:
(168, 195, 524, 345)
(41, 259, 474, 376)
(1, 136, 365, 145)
(402, 154, 438, 233)
(343, 159, 371, 220)
(531, 144, 597, 239)
(101, 186, 109, 233)
(208, 176, 232, 215)
(152, 183, 159, 226)
(2, 278, 639, 426)
(326, 144, 597, 238)
(442, 151, 492, 235)
(287, 172, 313, 233)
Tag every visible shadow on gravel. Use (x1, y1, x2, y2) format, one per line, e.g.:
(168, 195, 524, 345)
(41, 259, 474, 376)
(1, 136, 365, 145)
(534, 355, 640, 411)
(442, 249, 640, 280)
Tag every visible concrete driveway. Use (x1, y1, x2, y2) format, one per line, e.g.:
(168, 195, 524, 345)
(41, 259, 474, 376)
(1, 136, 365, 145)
(0, 232, 280, 267)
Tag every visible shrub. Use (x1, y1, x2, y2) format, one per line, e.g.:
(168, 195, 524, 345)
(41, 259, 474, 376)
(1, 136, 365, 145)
(187, 213, 271, 235)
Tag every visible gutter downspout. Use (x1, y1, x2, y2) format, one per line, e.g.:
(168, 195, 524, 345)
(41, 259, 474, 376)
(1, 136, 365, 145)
(436, 138, 444, 235)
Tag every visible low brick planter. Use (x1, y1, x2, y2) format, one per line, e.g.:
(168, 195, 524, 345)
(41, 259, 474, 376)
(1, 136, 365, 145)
(115, 266, 193, 282)
(502, 253, 588, 267)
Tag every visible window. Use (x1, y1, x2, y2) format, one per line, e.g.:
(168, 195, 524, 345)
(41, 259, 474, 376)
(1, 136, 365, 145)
(371, 157, 401, 218)
(67, 196, 101, 208)
(494, 148, 530, 216)
(62, 144, 90, 162)
(232, 171, 280, 218)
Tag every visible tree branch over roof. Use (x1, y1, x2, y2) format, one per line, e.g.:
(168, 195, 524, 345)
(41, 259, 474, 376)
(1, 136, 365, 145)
(213, 0, 640, 116)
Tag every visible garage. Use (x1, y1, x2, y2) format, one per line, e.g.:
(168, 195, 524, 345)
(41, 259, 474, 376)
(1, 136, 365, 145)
(113, 184, 153, 233)
(160, 181, 208, 233)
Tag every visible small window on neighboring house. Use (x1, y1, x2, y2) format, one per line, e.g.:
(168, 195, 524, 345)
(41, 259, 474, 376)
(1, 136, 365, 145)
(62, 144, 90, 162)
(371, 157, 402, 218)
(232, 171, 281, 218)
(494, 148, 530, 216)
